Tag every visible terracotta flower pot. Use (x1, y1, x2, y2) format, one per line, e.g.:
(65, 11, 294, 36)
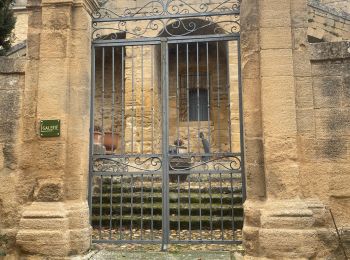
(94, 131, 102, 145)
(103, 132, 119, 151)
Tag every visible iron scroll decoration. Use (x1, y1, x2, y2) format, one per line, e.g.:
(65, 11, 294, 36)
(168, 154, 242, 172)
(94, 156, 163, 173)
(93, 154, 241, 173)
(92, 0, 241, 40)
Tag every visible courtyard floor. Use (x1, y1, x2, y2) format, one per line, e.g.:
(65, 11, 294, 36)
(79, 242, 244, 260)
(83, 250, 243, 260)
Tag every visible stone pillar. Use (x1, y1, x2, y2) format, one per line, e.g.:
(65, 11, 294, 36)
(241, 0, 334, 258)
(16, 0, 98, 256)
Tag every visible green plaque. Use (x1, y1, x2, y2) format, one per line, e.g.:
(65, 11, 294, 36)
(40, 120, 60, 137)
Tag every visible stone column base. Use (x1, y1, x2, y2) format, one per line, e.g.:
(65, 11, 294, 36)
(243, 199, 337, 259)
(16, 201, 91, 257)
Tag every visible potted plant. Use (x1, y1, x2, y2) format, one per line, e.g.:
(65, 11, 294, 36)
(93, 125, 103, 145)
(103, 127, 119, 152)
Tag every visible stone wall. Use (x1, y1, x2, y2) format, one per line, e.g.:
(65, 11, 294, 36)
(308, 0, 350, 42)
(0, 0, 349, 258)
(240, 0, 347, 258)
(12, 0, 99, 256)
(298, 40, 350, 229)
(320, 0, 350, 13)
(0, 57, 25, 255)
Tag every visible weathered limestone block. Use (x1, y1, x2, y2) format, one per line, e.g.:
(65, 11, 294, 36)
(260, 27, 292, 49)
(33, 179, 64, 202)
(259, 0, 292, 28)
(244, 200, 336, 259)
(16, 202, 70, 256)
(16, 202, 91, 256)
(67, 202, 91, 255)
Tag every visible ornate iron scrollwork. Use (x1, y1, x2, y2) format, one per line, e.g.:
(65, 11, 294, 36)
(93, 0, 240, 19)
(92, 0, 241, 40)
(93, 156, 163, 173)
(169, 154, 241, 172)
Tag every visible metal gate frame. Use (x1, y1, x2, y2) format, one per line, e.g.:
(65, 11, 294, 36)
(89, 0, 245, 248)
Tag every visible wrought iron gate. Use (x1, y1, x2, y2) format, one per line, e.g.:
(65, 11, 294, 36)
(89, 0, 245, 248)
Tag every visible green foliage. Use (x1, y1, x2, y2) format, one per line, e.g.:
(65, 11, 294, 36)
(0, 0, 16, 56)
(0, 234, 8, 256)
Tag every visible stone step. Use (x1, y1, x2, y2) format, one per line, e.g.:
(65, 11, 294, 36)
(91, 202, 243, 216)
(91, 215, 244, 230)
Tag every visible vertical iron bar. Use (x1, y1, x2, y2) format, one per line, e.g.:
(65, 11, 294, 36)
(197, 42, 200, 153)
(88, 46, 96, 223)
(186, 44, 190, 153)
(151, 47, 155, 154)
(226, 43, 233, 153)
(151, 173, 154, 240)
(209, 172, 213, 240)
(176, 44, 180, 147)
(102, 47, 105, 145)
(161, 39, 170, 250)
(131, 46, 135, 154)
(99, 175, 103, 239)
(199, 173, 202, 240)
(112, 47, 115, 152)
(141, 174, 144, 240)
(122, 47, 125, 155)
(141, 45, 144, 153)
(220, 172, 224, 240)
(109, 175, 113, 239)
(237, 39, 246, 202)
(230, 172, 235, 239)
(216, 42, 221, 152)
(206, 42, 211, 148)
(119, 175, 124, 240)
(177, 175, 180, 240)
(188, 175, 191, 240)
(100, 47, 105, 240)
(130, 174, 134, 240)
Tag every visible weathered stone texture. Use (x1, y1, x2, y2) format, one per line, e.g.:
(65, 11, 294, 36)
(12, 0, 98, 257)
(298, 41, 350, 227)
(242, 0, 350, 258)
(308, 0, 350, 42)
(0, 57, 25, 255)
(320, 0, 350, 13)
(0, 0, 349, 258)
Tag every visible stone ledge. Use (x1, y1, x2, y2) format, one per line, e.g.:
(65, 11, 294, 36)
(16, 201, 91, 257)
(310, 41, 350, 60)
(308, 0, 350, 20)
(27, 0, 99, 15)
(21, 202, 67, 218)
(0, 57, 26, 74)
(243, 199, 335, 258)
